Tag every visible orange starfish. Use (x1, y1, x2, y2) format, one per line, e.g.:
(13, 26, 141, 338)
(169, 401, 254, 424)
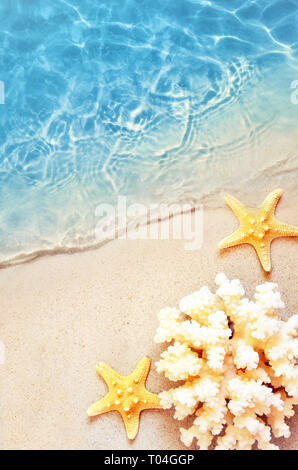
(218, 189, 298, 272)
(87, 357, 161, 439)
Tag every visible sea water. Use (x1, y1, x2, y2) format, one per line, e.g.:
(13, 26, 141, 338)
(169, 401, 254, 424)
(0, 0, 297, 265)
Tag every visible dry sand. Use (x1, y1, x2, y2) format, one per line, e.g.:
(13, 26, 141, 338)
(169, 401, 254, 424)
(0, 192, 297, 450)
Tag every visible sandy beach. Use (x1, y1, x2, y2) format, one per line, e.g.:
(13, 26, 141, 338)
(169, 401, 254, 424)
(0, 189, 297, 450)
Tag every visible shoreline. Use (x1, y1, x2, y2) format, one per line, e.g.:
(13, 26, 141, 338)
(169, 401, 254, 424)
(1, 126, 297, 270)
(0, 203, 297, 450)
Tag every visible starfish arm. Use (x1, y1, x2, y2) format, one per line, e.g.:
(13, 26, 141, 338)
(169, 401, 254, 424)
(96, 362, 121, 386)
(252, 242, 271, 272)
(259, 188, 283, 219)
(120, 409, 141, 440)
(141, 390, 162, 410)
(224, 193, 250, 219)
(218, 229, 247, 250)
(87, 394, 114, 417)
(273, 221, 298, 238)
(131, 357, 151, 384)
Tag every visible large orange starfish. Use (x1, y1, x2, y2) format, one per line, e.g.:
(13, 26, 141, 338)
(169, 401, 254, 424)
(218, 189, 298, 272)
(87, 357, 161, 439)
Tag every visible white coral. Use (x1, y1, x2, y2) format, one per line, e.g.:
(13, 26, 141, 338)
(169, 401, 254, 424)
(155, 274, 297, 450)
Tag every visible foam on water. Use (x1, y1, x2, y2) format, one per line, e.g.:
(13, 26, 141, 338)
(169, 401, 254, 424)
(0, 0, 297, 265)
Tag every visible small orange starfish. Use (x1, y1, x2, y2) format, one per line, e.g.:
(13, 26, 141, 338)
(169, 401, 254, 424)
(87, 357, 161, 439)
(218, 189, 298, 272)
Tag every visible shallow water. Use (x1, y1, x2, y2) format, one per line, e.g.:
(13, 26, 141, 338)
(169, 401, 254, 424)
(0, 0, 297, 264)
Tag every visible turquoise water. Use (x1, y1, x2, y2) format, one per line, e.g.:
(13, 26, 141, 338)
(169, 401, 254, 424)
(0, 0, 297, 264)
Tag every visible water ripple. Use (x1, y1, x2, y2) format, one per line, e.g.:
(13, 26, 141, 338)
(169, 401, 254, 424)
(0, 0, 297, 264)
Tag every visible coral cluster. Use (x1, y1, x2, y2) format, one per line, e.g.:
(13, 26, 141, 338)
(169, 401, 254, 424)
(154, 274, 297, 450)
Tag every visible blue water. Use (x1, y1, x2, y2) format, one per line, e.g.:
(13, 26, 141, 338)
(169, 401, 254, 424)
(0, 0, 297, 264)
